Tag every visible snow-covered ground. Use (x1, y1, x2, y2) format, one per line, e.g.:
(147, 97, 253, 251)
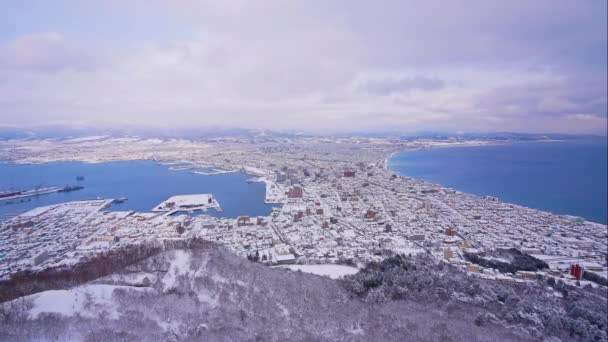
(25, 284, 156, 320)
(161, 249, 192, 291)
(278, 264, 359, 279)
(152, 194, 220, 212)
(260, 177, 287, 204)
(242, 166, 267, 176)
(64, 135, 110, 143)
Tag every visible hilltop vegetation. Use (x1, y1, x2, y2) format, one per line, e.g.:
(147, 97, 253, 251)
(342, 254, 607, 341)
(0, 242, 606, 341)
(462, 248, 550, 274)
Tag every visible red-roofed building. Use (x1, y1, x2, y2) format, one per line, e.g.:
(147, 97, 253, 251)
(344, 170, 356, 178)
(288, 186, 303, 199)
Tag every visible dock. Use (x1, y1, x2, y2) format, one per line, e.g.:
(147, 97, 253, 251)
(152, 194, 222, 216)
(0, 185, 85, 203)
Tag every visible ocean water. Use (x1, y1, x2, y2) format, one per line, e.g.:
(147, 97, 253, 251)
(390, 138, 608, 224)
(0, 161, 278, 220)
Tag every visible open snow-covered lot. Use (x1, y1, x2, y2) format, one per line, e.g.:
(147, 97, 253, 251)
(277, 264, 359, 279)
(27, 284, 156, 320)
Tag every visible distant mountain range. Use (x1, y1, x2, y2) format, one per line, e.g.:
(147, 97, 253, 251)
(0, 125, 603, 142)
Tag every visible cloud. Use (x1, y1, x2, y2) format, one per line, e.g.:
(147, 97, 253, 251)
(361, 76, 445, 95)
(0, 1, 605, 134)
(475, 77, 607, 119)
(0, 32, 99, 72)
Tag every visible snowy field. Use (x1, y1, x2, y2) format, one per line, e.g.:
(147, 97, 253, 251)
(25, 284, 156, 320)
(278, 264, 359, 279)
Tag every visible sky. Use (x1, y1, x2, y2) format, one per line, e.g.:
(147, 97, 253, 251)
(0, 0, 606, 135)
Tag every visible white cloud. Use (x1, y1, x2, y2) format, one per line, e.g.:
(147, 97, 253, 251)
(0, 1, 605, 134)
(0, 32, 99, 72)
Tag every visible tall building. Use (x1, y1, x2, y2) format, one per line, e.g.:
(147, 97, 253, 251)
(276, 173, 287, 183)
(570, 264, 584, 280)
(344, 170, 356, 178)
(288, 186, 303, 198)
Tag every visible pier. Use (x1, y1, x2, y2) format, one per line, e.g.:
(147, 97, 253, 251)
(0, 185, 84, 203)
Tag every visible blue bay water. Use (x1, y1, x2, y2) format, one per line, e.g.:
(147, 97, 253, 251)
(390, 139, 608, 224)
(0, 161, 278, 220)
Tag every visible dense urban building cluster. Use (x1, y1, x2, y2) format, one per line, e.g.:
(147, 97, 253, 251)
(0, 136, 606, 289)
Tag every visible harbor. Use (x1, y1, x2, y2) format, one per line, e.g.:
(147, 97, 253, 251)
(0, 161, 277, 221)
(0, 185, 84, 203)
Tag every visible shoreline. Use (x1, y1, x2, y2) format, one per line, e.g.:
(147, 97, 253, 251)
(2, 139, 605, 225)
(383, 139, 516, 170)
(386, 141, 607, 225)
(385, 139, 568, 167)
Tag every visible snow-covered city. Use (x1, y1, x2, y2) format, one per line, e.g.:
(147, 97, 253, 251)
(1, 1, 607, 340)
(1, 136, 606, 290)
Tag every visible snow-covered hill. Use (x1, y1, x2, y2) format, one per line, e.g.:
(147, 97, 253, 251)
(0, 245, 536, 342)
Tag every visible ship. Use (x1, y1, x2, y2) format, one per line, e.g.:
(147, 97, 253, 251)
(0, 191, 22, 199)
(58, 185, 85, 192)
(76, 176, 85, 181)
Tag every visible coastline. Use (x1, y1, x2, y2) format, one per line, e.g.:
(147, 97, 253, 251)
(382, 139, 515, 170)
(385, 138, 571, 172)
(2, 138, 605, 224)
(387, 140, 607, 225)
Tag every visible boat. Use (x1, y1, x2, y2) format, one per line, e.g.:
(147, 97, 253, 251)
(58, 185, 85, 192)
(0, 191, 21, 199)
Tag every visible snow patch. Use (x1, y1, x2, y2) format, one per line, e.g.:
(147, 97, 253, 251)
(102, 272, 156, 287)
(278, 264, 359, 279)
(161, 250, 191, 291)
(27, 284, 154, 319)
(196, 288, 218, 308)
(277, 302, 290, 316)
